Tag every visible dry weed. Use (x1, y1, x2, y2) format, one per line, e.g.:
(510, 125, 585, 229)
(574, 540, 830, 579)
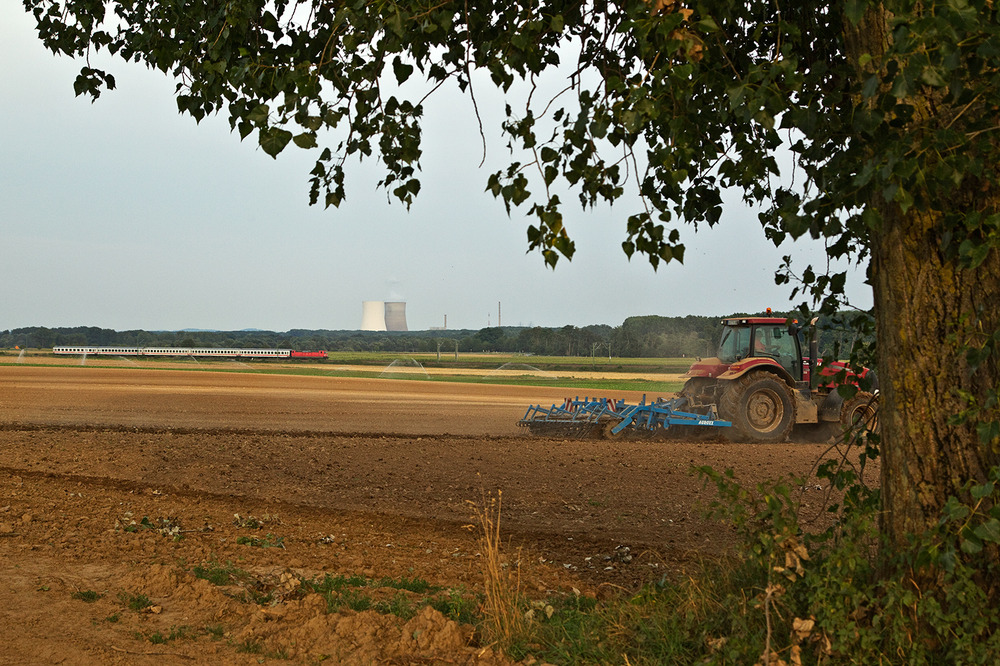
(468, 490, 528, 651)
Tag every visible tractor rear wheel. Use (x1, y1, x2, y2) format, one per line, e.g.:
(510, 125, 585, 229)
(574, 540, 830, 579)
(719, 372, 796, 442)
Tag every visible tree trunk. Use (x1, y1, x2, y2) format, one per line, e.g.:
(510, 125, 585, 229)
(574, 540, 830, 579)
(844, 4, 1000, 554)
(871, 205, 1000, 548)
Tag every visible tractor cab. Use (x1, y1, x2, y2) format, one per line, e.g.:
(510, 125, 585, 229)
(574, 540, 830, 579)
(687, 316, 805, 385)
(717, 318, 804, 381)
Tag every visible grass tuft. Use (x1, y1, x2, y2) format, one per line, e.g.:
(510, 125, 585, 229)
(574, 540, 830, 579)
(121, 592, 153, 611)
(72, 589, 103, 603)
(470, 490, 529, 652)
(193, 560, 246, 586)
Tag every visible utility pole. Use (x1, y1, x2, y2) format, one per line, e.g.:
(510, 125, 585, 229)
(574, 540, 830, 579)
(498, 301, 501, 328)
(592, 342, 612, 365)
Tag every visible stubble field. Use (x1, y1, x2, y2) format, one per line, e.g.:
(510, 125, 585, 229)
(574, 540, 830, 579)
(0, 360, 866, 664)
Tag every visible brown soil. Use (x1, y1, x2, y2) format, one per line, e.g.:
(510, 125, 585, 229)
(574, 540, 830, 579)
(0, 363, 873, 664)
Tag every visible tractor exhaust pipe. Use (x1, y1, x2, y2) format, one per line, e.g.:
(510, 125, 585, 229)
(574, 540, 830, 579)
(809, 317, 819, 389)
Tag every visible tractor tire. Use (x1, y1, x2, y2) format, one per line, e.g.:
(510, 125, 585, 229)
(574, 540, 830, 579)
(840, 391, 879, 437)
(719, 371, 796, 443)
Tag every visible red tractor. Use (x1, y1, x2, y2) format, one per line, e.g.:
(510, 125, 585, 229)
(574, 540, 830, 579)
(680, 315, 878, 442)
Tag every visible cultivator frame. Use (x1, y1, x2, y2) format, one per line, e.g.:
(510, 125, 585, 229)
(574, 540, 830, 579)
(518, 395, 732, 438)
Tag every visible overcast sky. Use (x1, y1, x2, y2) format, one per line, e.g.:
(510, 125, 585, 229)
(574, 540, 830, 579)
(1, 6, 872, 332)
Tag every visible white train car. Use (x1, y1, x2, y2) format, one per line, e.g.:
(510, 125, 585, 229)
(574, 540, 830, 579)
(53, 346, 294, 359)
(53, 346, 136, 356)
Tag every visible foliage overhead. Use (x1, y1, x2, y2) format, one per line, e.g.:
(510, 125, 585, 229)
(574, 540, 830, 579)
(24, 0, 998, 287)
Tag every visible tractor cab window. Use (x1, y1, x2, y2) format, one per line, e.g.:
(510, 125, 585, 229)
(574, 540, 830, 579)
(718, 325, 752, 362)
(752, 324, 801, 379)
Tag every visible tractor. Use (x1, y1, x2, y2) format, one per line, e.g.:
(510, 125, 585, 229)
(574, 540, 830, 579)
(680, 315, 878, 442)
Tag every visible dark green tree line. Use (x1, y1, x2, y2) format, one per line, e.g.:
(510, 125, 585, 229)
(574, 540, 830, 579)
(1, 318, 717, 357)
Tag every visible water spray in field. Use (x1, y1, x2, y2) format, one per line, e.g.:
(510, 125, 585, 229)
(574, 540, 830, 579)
(486, 363, 554, 379)
(379, 358, 429, 379)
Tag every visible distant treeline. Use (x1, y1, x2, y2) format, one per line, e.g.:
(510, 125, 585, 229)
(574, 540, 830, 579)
(2, 312, 871, 358)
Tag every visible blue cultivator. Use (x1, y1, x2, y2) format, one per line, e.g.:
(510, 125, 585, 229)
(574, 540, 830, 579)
(518, 395, 731, 438)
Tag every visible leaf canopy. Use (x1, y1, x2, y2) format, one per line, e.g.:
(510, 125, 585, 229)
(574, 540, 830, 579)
(24, 0, 1000, 284)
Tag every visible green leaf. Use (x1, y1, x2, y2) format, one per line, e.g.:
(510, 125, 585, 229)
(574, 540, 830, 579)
(486, 173, 502, 197)
(960, 239, 991, 269)
(862, 74, 880, 99)
(920, 66, 947, 87)
(387, 10, 405, 36)
(977, 420, 1000, 445)
(974, 518, 1000, 544)
(695, 17, 719, 32)
(890, 73, 911, 99)
(969, 482, 996, 501)
(960, 534, 983, 554)
(942, 496, 970, 521)
(844, 0, 870, 25)
(248, 104, 270, 126)
(259, 128, 293, 158)
(392, 57, 414, 84)
(726, 84, 746, 107)
(510, 176, 530, 206)
(293, 132, 317, 149)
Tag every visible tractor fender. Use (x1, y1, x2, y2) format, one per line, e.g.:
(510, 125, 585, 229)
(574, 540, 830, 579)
(818, 391, 844, 422)
(718, 358, 795, 385)
(718, 362, 813, 427)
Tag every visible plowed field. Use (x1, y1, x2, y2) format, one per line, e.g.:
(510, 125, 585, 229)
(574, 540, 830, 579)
(0, 362, 870, 664)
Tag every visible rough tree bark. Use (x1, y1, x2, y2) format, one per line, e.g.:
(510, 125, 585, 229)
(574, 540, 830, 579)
(873, 205, 1000, 546)
(845, 4, 1000, 554)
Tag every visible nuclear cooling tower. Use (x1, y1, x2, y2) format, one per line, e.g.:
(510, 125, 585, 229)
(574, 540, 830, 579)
(384, 302, 408, 331)
(361, 301, 387, 331)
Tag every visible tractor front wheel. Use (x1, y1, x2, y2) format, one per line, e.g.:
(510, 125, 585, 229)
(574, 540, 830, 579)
(720, 372, 796, 443)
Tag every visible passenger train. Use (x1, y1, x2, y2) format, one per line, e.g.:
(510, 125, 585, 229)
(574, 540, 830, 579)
(52, 346, 328, 360)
